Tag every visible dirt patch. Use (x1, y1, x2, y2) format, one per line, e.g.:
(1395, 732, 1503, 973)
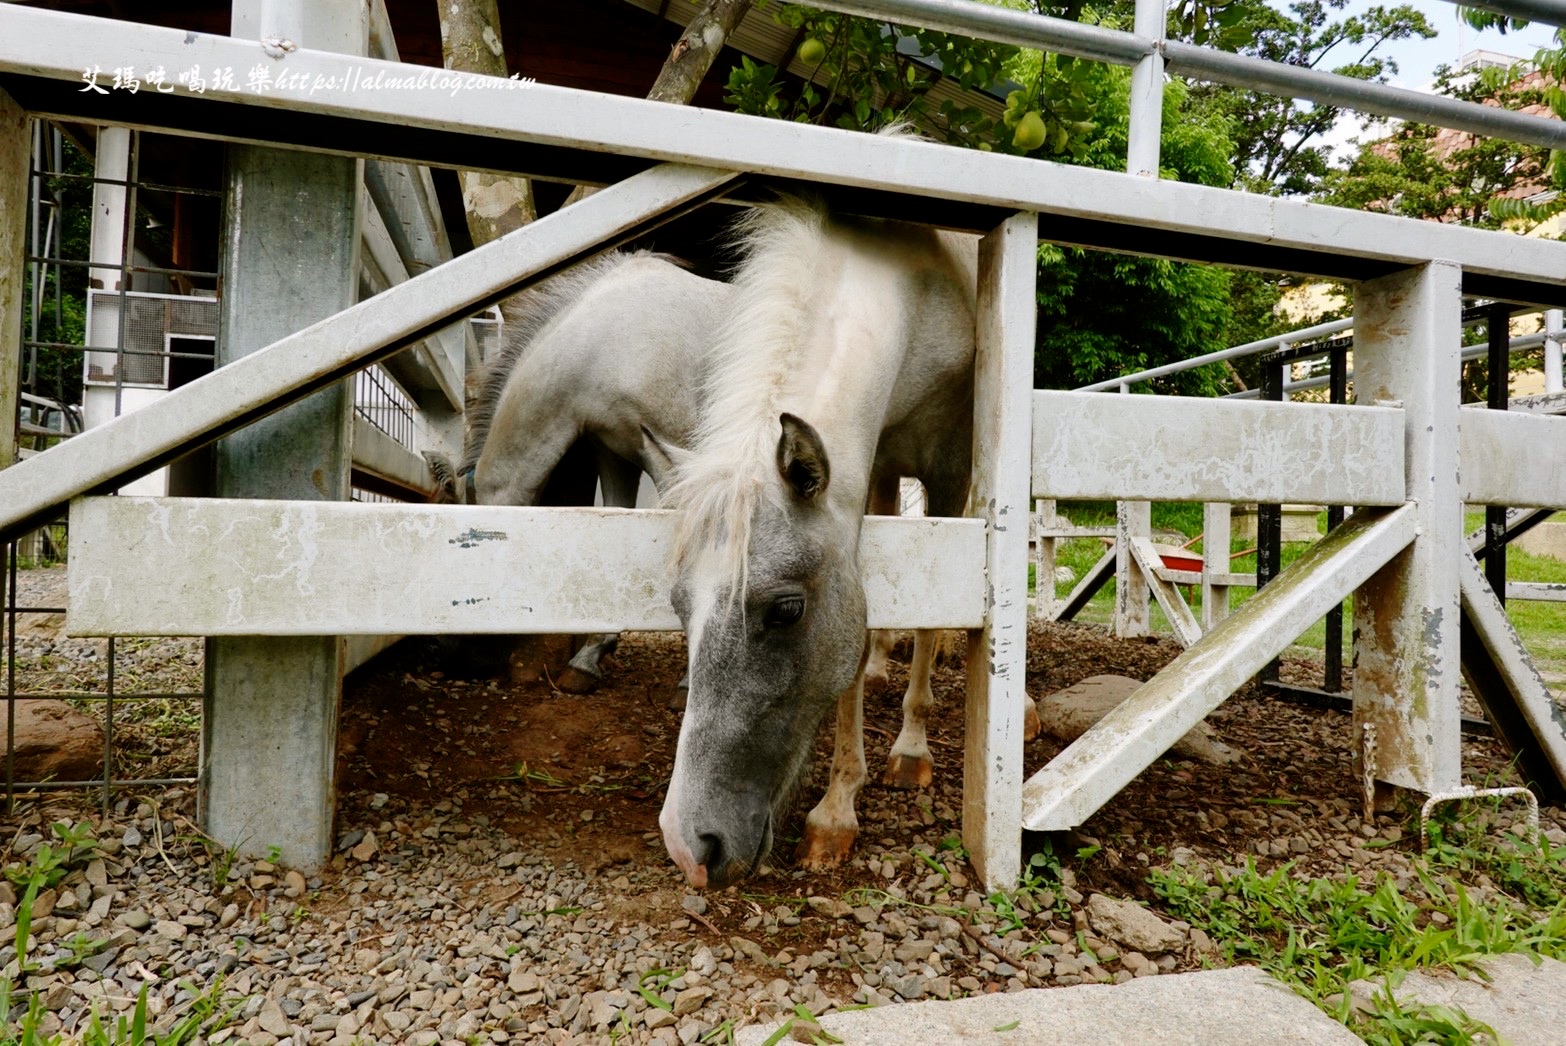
(338, 620, 1524, 932)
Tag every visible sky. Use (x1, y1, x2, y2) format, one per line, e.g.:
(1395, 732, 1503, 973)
(1291, 0, 1561, 161)
(1345, 0, 1561, 88)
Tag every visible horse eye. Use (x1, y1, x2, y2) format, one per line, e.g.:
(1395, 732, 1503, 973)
(765, 595, 805, 628)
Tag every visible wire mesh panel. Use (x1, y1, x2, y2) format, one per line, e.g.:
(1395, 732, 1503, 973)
(5, 123, 216, 810)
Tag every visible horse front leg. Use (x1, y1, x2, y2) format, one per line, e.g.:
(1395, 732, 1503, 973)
(796, 664, 867, 870)
(883, 628, 936, 789)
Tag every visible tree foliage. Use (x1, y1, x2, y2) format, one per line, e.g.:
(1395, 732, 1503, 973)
(1454, 7, 1566, 228)
(1188, 0, 1436, 195)
(1315, 65, 1549, 228)
(726, 2, 1267, 393)
(1033, 72, 1240, 393)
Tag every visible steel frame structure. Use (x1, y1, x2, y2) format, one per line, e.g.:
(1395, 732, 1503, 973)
(2, 0, 1565, 889)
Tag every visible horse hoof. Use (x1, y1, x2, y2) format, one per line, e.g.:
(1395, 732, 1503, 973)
(882, 753, 933, 790)
(795, 825, 857, 870)
(555, 666, 600, 694)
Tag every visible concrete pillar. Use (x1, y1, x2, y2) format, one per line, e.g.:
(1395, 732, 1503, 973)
(202, 0, 366, 870)
(1351, 261, 1463, 798)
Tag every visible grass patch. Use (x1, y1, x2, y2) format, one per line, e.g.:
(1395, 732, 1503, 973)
(1044, 505, 1566, 678)
(1149, 804, 1566, 1043)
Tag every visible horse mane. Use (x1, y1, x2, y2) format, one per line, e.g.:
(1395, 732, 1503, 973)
(661, 197, 835, 599)
(460, 251, 682, 474)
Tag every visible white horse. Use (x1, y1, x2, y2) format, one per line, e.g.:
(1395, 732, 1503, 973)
(452, 251, 727, 687)
(650, 199, 1035, 889)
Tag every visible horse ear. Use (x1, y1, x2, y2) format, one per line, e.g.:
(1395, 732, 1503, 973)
(640, 425, 691, 492)
(776, 413, 830, 501)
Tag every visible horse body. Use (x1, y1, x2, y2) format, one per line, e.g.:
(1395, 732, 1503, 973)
(474, 252, 728, 505)
(657, 202, 983, 888)
(467, 252, 728, 683)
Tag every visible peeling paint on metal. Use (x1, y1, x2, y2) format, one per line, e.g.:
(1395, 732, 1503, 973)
(449, 527, 507, 548)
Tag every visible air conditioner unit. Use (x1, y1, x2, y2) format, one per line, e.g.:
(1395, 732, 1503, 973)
(84, 290, 218, 389)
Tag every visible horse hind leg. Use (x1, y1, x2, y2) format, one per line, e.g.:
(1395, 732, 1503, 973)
(882, 628, 937, 790)
(556, 449, 643, 695)
(863, 628, 896, 691)
(796, 660, 868, 871)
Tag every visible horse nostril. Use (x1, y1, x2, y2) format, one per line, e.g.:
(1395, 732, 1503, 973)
(697, 833, 725, 876)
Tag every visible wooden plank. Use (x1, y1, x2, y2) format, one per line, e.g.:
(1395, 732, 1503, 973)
(1460, 409, 1566, 509)
(1032, 391, 1406, 504)
(65, 499, 987, 636)
(1023, 504, 1418, 831)
(963, 211, 1037, 892)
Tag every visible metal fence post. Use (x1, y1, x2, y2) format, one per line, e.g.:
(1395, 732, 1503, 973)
(1485, 303, 1511, 605)
(202, 0, 367, 871)
(964, 210, 1037, 893)
(1351, 262, 1463, 800)
(1545, 309, 1563, 395)
(1255, 350, 1284, 684)
(1324, 342, 1348, 693)
(1200, 501, 1230, 630)
(0, 90, 23, 475)
(1126, 0, 1166, 178)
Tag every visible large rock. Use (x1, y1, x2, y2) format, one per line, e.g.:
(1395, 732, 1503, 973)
(1038, 675, 1239, 765)
(1086, 893, 1186, 954)
(736, 966, 1359, 1045)
(1347, 951, 1566, 1045)
(9, 700, 103, 783)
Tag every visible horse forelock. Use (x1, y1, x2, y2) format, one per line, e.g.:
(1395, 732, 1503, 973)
(460, 251, 673, 475)
(662, 199, 835, 602)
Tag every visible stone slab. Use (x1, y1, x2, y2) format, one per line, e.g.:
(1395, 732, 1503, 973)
(735, 966, 1360, 1045)
(1232, 504, 1324, 543)
(1349, 951, 1566, 1045)
(1039, 675, 1238, 766)
(1514, 520, 1566, 562)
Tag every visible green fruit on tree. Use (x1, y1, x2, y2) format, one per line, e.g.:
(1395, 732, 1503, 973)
(1012, 110, 1047, 151)
(798, 38, 826, 65)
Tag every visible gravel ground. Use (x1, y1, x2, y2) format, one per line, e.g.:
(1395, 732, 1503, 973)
(3, 566, 1564, 1043)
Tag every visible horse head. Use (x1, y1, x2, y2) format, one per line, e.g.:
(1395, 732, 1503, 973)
(655, 413, 867, 888)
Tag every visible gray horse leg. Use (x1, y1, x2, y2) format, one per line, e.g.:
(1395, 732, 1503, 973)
(558, 450, 645, 693)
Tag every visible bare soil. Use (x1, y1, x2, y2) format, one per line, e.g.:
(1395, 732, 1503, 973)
(336, 621, 1523, 937)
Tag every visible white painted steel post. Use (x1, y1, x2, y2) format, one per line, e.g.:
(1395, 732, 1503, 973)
(1114, 495, 1152, 638)
(0, 90, 24, 473)
(1034, 497, 1058, 619)
(1201, 501, 1231, 629)
(965, 211, 1037, 892)
(1545, 310, 1562, 395)
(1351, 262, 1463, 798)
(202, 0, 368, 872)
(86, 128, 130, 296)
(1126, 0, 1166, 178)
